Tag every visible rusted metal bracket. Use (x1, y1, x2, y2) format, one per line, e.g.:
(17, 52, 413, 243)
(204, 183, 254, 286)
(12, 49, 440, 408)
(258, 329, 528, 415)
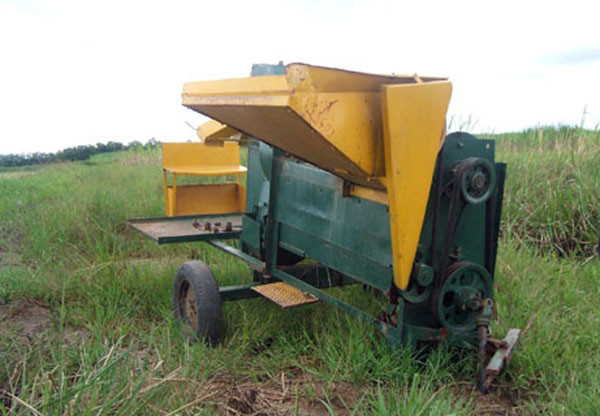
(478, 328, 521, 393)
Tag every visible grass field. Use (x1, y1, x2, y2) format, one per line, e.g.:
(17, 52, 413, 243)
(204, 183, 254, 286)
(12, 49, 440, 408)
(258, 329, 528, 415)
(0, 126, 599, 415)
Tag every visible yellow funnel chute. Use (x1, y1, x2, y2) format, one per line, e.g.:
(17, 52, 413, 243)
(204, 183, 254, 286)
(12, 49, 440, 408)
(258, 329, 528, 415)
(182, 63, 452, 290)
(183, 64, 446, 189)
(381, 81, 452, 289)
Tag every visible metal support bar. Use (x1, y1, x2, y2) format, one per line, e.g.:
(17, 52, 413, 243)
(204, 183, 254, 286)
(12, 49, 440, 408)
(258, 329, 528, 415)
(265, 148, 283, 273)
(208, 240, 265, 271)
(280, 264, 358, 289)
(271, 267, 403, 343)
(162, 169, 169, 215)
(218, 264, 359, 302)
(207, 242, 444, 347)
(272, 267, 445, 345)
(219, 283, 263, 301)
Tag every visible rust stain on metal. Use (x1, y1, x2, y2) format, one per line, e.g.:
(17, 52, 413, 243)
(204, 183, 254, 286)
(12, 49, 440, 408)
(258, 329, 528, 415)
(251, 282, 318, 309)
(191, 220, 240, 234)
(480, 328, 521, 392)
(425, 327, 449, 342)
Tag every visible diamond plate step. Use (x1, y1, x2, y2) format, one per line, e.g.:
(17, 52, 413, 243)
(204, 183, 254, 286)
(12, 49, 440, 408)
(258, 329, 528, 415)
(251, 282, 319, 309)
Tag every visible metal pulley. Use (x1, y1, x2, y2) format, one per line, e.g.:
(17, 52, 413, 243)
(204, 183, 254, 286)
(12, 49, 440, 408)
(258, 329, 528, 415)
(401, 263, 435, 303)
(433, 262, 493, 332)
(457, 157, 497, 204)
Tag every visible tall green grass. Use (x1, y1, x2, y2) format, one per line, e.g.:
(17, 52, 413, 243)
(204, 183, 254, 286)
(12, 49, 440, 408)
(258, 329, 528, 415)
(491, 125, 599, 257)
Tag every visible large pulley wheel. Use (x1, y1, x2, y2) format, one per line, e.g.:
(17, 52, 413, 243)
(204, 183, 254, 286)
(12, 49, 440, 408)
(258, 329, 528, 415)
(434, 262, 492, 332)
(173, 261, 223, 344)
(458, 157, 496, 204)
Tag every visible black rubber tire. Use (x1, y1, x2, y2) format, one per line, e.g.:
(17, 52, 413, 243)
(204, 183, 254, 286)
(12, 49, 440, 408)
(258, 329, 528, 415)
(173, 261, 223, 344)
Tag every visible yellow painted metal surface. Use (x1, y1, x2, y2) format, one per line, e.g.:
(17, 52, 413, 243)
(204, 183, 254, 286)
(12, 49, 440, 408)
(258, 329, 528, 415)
(165, 184, 246, 216)
(165, 165, 247, 176)
(162, 142, 247, 216)
(381, 81, 452, 289)
(251, 282, 318, 309)
(196, 119, 239, 145)
(348, 184, 389, 205)
(182, 63, 446, 189)
(162, 142, 246, 175)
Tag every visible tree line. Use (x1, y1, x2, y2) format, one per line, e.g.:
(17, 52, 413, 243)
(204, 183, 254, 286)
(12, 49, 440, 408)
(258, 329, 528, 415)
(0, 139, 160, 167)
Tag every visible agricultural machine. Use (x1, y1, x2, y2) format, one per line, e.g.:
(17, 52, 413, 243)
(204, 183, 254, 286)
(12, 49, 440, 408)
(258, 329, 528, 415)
(128, 63, 519, 392)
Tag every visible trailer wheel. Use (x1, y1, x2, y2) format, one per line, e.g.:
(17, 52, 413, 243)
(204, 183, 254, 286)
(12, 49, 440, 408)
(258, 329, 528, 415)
(173, 261, 223, 344)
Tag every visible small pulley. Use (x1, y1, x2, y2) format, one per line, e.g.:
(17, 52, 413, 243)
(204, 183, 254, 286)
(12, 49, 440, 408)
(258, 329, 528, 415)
(400, 263, 434, 304)
(456, 157, 496, 204)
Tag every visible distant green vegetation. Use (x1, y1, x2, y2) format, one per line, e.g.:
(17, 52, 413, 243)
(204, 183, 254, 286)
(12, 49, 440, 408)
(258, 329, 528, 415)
(0, 138, 161, 167)
(0, 127, 598, 414)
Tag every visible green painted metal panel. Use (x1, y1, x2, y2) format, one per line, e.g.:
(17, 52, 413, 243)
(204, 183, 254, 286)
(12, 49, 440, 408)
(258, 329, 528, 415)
(278, 222, 393, 291)
(241, 132, 503, 281)
(251, 63, 286, 76)
(275, 159, 393, 267)
(240, 214, 262, 257)
(208, 240, 265, 270)
(238, 128, 504, 344)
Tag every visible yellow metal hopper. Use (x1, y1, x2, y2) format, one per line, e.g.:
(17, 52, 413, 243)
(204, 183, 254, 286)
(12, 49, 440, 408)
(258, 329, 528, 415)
(183, 63, 448, 189)
(182, 63, 452, 289)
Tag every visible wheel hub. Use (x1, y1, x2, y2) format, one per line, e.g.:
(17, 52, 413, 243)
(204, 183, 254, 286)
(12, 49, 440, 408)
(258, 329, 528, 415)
(179, 282, 198, 328)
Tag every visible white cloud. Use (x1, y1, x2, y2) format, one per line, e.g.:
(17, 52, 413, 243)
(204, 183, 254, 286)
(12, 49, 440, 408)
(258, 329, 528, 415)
(0, 0, 599, 154)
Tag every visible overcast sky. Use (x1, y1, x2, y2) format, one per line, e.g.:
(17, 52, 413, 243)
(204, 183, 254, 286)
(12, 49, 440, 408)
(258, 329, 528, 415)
(1, 0, 599, 154)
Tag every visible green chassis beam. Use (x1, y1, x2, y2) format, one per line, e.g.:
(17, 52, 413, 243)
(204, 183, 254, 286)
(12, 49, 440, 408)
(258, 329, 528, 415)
(207, 238, 446, 346)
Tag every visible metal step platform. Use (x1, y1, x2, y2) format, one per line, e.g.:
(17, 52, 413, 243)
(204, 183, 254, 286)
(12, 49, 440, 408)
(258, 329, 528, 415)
(251, 282, 319, 309)
(127, 213, 242, 244)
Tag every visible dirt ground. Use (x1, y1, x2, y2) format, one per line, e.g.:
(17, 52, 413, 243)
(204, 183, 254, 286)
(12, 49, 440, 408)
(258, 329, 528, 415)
(0, 299, 90, 346)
